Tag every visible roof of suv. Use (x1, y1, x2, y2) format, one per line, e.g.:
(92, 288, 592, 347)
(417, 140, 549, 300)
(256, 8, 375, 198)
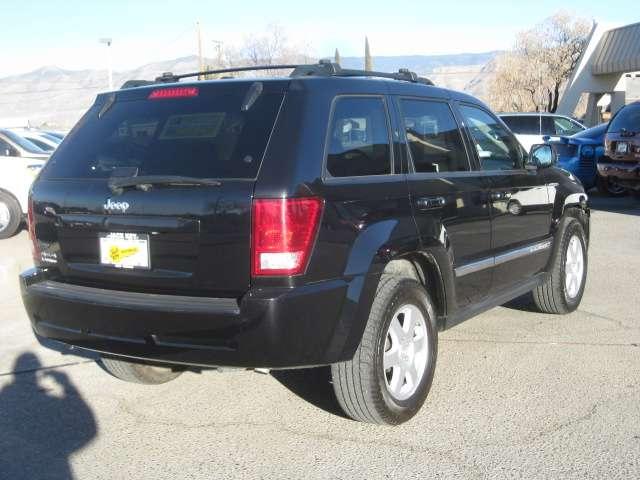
(116, 74, 484, 108)
(116, 61, 486, 109)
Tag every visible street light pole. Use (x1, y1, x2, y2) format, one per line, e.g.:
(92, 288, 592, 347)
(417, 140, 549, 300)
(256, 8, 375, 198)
(99, 38, 113, 90)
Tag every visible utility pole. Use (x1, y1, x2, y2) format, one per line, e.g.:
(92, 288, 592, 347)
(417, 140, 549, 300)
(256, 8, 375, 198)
(196, 21, 203, 80)
(99, 37, 113, 90)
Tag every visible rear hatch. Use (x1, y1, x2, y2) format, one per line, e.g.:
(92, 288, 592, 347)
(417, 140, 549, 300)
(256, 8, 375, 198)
(32, 80, 286, 297)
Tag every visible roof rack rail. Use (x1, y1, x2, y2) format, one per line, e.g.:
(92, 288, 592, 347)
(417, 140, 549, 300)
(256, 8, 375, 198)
(154, 64, 304, 83)
(291, 60, 434, 85)
(120, 61, 434, 89)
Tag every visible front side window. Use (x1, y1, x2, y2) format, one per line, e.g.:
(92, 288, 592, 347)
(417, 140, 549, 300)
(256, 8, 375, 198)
(552, 117, 584, 136)
(459, 105, 523, 171)
(501, 115, 540, 135)
(326, 97, 391, 177)
(400, 99, 469, 173)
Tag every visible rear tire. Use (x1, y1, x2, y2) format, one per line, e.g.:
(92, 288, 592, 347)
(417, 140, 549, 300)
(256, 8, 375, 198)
(0, 192, 22, 239)
(331, 277, 438, 425)
(532, 218, 587, 314)
(98, 357, 183, 384)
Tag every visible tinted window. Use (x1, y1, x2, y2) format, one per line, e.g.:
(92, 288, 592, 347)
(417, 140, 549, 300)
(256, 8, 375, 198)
(459, 105, 523, 171)
(501, 115, 540, 135)
(553, 117, 584, 136)
(541, 116, 554, 136)
(400, 99, 469, 173)
(0, 138, 14, 156)
(326, 97, 391, 177)
(609, 103, 640, 133)
(41, 87, 284, 180)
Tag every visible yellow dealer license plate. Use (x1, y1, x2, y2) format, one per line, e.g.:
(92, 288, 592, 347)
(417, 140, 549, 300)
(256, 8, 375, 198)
(99, 232, 150, 269)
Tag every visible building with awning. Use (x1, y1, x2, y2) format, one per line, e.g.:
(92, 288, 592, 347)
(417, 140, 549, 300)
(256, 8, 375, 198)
(558, 21, 640, 126)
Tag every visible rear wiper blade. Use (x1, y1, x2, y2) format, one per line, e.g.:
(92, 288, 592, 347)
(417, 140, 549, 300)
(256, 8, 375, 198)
(108, 175, 222, 194)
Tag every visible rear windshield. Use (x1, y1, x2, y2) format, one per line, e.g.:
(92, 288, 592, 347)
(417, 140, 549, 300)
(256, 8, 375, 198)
(608, 103, 640, 133)
(41, 86, 284, 180)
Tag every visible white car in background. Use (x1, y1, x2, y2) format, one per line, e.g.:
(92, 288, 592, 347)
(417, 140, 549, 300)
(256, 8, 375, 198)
(10, 128, 61, 153)
(499, 113, 586, 152)
(0, 129, 49, 238)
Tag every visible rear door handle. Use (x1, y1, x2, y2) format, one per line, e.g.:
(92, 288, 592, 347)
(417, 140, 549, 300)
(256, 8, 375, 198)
(416, 196, 446, 210)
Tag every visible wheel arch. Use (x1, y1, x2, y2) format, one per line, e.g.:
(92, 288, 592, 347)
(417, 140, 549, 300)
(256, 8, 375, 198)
(380, 253, 450, 326)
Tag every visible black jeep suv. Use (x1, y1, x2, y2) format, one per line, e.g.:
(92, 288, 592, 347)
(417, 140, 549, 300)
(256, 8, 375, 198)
(21, 62, 589, 425)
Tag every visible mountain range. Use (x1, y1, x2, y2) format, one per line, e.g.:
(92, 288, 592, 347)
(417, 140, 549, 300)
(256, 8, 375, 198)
(0, 52, 498, 129)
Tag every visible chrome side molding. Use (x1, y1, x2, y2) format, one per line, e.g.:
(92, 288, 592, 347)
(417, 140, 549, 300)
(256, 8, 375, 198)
(455, 239, 552, 277)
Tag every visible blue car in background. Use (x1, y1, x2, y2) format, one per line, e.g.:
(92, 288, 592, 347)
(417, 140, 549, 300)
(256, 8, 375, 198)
(545, 123, 626, 196)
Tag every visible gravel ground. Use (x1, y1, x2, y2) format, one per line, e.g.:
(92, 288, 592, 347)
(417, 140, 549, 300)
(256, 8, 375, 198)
(1, 193, 639, 479)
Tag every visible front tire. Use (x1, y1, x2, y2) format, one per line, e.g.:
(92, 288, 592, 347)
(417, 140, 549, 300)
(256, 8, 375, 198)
(533, 217, 588, 314)
(331, 277, 438, 425)
(0, 192, 22, 239)
(98, 357, 183, 384)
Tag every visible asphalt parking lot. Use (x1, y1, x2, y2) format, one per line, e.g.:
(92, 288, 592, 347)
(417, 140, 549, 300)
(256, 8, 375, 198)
(1, 194, 639, 479)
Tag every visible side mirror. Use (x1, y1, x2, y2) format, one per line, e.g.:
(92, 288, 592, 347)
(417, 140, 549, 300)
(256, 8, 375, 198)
(528, 144, 554, 169)
(2, 148, 11, 157)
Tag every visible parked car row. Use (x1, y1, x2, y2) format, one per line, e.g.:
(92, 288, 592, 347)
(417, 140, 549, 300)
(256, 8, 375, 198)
(0, 128, 65, 238)
(599, 102, 640, 195)
(499, 113, 586, 152)
(500, 107, 639, 197)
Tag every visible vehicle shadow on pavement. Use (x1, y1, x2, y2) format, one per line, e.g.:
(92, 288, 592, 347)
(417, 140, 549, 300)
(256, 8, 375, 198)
(501, 292, 540, 313)
(588, 193, 640, 216)
(271, 366, 349, 419)
(0, 352, 97, 480)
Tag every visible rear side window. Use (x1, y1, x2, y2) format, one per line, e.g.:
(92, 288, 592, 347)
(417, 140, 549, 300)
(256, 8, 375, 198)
(501, 115, 540, 135)
(400, 99, 469, 173)
(609, 103, 640, 133)
(326, 97, 391, 177)
(41, 86, 284, 180)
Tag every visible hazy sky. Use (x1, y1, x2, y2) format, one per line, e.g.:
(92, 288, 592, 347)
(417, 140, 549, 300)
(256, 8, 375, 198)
(1, 0, 637, 77)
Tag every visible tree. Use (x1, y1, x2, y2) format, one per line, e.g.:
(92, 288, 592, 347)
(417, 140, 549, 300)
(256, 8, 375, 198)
(222, 25, 315, 76)
(488, 12, 591, 113)
(334, 48, 341, 66)
(364, 37, 373, 71)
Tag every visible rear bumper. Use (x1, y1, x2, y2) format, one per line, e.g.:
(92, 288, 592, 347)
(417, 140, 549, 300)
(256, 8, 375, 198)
(597, 161, 640, 190)
(21, 268, 369, 369)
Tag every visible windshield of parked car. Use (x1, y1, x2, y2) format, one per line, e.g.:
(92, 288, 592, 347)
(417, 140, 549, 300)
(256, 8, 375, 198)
(608, 103, 640, 133)
(0, 129, 48, 154)
(25, 137, 55, 152)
